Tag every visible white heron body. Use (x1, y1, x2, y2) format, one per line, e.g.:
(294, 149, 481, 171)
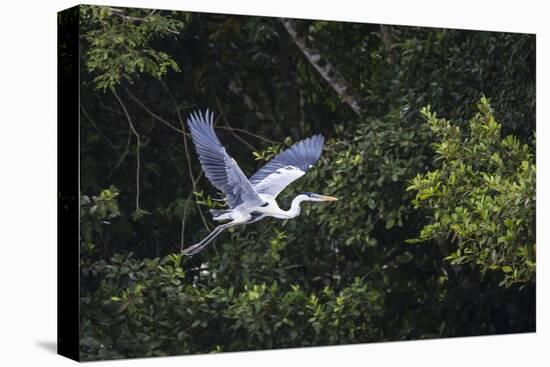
(214, 194, 307, 221)
(182, 110, 337, 256)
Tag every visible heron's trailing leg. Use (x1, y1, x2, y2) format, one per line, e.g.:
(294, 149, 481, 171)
(182, 222, 236, 256)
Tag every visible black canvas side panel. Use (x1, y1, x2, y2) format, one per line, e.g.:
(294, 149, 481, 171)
(57, 5, 80, 362)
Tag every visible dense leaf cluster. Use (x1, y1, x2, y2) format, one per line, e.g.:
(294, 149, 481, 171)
(81, 6, 184, 90)
(408, 97, 536, 287)
(80, 250, 383, 358)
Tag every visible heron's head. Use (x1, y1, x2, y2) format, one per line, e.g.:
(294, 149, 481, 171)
(301, 192, 339, 202)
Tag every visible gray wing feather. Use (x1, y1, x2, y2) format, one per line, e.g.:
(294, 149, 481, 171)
(249, 135, 325, 198)
(188, 110, 264, 208)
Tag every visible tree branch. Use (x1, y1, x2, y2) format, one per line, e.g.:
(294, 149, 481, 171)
(160, 81, 211, 231)
(380, 25, 397, 65)
(124, 88, 188, 136)
(112, 88, 144, 216)
(211, 89, 258, 151)
(107, 125, 131, 180)
(80, 103, 120, 150)
(214, 126, 279, 145)
(281, 18, 363, 117)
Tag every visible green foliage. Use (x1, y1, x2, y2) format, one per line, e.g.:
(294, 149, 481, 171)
(225, 278, 383, 349)
(80, 186, 120, 246)
(80, 250, 383, 360)
(408, 98, 536, 287)
(252, 138, 293, 162)
(80, 5, 183, 90)
(300, 111, 432, 250)
(367, 28, 535, 138)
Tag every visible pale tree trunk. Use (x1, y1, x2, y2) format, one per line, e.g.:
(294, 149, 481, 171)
(281, 18, 364, 117)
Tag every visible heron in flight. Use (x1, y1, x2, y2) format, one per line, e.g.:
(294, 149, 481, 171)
(182, 110, 338, 256)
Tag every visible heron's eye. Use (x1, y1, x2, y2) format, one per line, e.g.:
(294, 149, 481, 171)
(261, 202, 269, 207)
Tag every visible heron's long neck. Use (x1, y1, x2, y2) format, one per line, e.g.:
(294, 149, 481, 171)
(284, 195, 308, 218)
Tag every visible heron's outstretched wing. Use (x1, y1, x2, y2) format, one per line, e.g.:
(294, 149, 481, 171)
(188, 110, 264, 208)
(249, 135, 325, 198)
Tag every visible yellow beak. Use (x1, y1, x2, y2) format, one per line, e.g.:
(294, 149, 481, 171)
(319, 195, 338, 201)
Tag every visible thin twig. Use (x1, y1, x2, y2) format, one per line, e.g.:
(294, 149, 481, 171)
(180, 171, 204, 251)
(298, 81, 306, 136)
(108, 7, 149, 23)
(80, 104, 119, 150)
(380, 25, 397, 65)
(124, 88, 188, 136)
(214, 126, 279, 144)
(107, 125, 131, 180)
(180, 196, 190, 252)
(211, 89, 257, 151)
(112, 88, 143, 214)
(160, 81, 211, 231)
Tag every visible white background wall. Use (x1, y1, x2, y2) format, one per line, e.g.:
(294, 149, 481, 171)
(0, 1, 546, 366)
